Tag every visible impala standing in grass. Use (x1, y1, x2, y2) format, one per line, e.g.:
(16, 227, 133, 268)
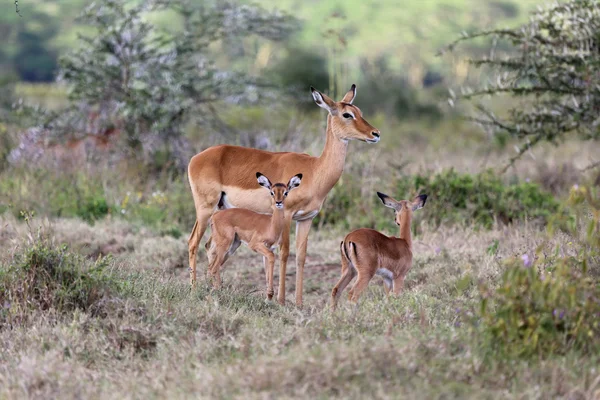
(205, 173, 302, 299)
(187, 84, 381, 306)
(331, 192, 428, 308)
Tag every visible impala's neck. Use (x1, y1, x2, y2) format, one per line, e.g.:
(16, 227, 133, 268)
(399, 212, 412, 248)
(270, 207, 285, 237)
(316, 114, 348, 192)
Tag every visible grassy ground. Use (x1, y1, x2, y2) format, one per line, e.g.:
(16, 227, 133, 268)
(1, 208, 599, 399)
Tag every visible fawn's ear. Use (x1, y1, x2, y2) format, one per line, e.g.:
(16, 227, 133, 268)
(287, 173, 303, 192)
(377, 192, 401, 211)
(340, 84, 357, 104)
(256, 172, 272, 190)
(311, 87, 336, 114)
(412, 194, 427, 211)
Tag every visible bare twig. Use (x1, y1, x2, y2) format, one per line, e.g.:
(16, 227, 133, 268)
(15, 0, 21, 16)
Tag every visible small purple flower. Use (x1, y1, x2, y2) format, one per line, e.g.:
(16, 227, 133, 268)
(455, 308, 461, 314)
(526, 178, 531, 183)
(435, 246, 442, 255)
(521, 254, 532, 268)
(560, 311, 565, 319)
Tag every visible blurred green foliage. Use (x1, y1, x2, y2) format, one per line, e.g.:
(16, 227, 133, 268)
(317, 168, 559, 230)
(0, 167, 196, 232)
(447, 0, 600, 167)
(478, 185, 600, 357)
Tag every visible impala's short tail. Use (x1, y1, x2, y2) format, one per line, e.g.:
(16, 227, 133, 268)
(346, 241, 359, 268)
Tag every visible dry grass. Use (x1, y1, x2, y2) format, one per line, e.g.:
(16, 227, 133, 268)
(1, 213, 598, 400)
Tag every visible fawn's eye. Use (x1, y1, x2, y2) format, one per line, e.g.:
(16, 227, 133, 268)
(342, 113, 353, 119)
(284, 192, 288, 197)
(270, 191, 274, 196)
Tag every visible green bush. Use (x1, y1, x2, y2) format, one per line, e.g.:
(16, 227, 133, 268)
(0, 235, 115, 327)
(317, 168, 559, 230)
(479, 255, 600, 357)
(478, 185, 600, 357)
(400, 169, 559, 229)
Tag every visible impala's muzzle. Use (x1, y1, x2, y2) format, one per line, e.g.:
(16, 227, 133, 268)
(366, 131, 381, 143)
(275, 202, 284, 209)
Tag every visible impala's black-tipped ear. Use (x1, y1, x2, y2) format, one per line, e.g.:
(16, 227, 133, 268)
(287, 173, 303, 191)
(377, 191, 400, 210)
(256, 172, 272, 190)
(412, 194, 428, 211)
(311, 86, 336, 113)
(341, 84, 357, 104)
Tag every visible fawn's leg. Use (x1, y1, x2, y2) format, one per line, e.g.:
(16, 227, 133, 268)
(331, 242, 357, 309)
(251, 243, 276, 300)
(349, 269, 375, 304)
(392, 276, 405, 296)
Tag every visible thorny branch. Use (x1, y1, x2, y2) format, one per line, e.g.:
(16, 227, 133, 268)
(15, 0, 21, 16)
(444, 0, 600, 172)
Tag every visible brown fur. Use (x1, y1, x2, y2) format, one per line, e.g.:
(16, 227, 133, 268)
(331, 193, 427, 308)
(187, 85, 380, 307)
(205, 174, 302, 300)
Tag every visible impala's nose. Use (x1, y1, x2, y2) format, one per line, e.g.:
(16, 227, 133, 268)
(275, 202, 283, 209)
(367, 131, 381, 143)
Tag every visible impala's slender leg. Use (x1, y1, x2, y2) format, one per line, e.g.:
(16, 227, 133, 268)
(207, 246, 227, 290)
(392, 276, 405, 296)
(294, 218, 313, 307)
(250, 243, 276, 300)
(331, 242, 357, 309)
(383, 279, 392, 295)
(189, 208, 214, 288)
(277, 216, 292, 305)
(349, 270, 374, 304)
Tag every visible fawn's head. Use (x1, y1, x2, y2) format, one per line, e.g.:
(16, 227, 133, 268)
(376, 192, 428, 226)
(310, 84, 381, 144)
(256, 172, 303, 210)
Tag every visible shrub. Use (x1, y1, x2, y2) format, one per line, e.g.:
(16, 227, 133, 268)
(317, 168, 559, 230)
(402, 169, 559, 229)
(478, 185, 600, 357)
(0, 233, 115, 327)
(479, 255, 600, 357)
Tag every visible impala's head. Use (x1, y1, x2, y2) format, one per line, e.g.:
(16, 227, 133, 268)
(310, 84, 380, 144)
(376, 192, 427, 226)
(256, 172, 303, 210)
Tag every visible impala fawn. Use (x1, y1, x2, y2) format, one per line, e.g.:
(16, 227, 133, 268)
(205, 173, 302, 299)
(331, 192, 428, 308)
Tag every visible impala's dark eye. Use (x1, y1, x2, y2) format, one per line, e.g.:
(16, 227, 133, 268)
(342, 113, 353, 119)
(270, 191, 274, 196)
(284, 192, 288, 197)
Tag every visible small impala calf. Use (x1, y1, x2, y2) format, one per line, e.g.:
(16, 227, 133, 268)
(205, 172, 303, 299)
(331, 192, 428, 308)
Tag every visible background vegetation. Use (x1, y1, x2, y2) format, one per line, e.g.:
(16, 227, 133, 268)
(1, 0, 599, 398)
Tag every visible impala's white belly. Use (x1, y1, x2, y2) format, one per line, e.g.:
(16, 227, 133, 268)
(293, 209, 319, 221)
(376, 268, 394, 287)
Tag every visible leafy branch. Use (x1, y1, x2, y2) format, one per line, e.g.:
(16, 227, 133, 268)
(444, 0, 600, 171)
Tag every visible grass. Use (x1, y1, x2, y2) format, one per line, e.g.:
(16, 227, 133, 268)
(1, 208, 599, 398)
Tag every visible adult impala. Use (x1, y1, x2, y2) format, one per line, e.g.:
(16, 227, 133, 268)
(187, 84, 381, 306)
